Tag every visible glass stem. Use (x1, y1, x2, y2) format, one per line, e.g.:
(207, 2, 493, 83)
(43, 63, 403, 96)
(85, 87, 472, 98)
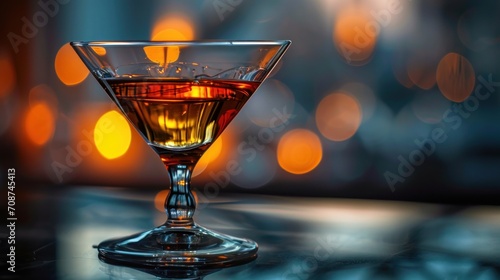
(165, 164, 196, 226)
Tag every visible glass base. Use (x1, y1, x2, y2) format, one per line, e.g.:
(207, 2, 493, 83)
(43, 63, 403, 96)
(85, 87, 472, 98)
(97, 223, 258, 268)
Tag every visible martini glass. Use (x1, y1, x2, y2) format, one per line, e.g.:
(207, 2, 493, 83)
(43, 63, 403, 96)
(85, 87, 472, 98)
(71, 40, 290, 268)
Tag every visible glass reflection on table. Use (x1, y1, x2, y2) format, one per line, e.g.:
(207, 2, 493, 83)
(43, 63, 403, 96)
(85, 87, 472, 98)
(44, 188, 500, 279)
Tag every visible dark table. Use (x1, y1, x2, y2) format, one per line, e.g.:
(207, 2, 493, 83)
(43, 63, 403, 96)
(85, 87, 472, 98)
(2, 186, 500, 279)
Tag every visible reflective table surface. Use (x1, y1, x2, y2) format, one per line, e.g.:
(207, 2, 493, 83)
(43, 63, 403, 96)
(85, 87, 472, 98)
(3, 186, 500, 279)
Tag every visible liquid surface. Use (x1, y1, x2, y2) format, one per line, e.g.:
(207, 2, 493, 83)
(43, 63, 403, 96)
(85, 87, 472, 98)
(106, 79, 259, 153)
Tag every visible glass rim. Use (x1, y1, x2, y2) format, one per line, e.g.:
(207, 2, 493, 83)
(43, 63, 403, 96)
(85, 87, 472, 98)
(70, 40, 291, 47)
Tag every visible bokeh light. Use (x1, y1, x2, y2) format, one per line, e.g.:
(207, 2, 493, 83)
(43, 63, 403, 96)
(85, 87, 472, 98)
(193, 136, 223, 177)
(436, 52, 475, 102)
(5, 0, 498, 204)
(55, 43, 89, 86)
(406, 53, 437, 90)
(94, 110, 131, 160)
(144, 45, 180, 66)
(0, 52, 16, 97)
(26, 84, 59, 144)
(258, 47, 281, 69)
(277, 129, 322, 175)
(91, 46, 106, 56)
(25, 102, 55, 146)
(151, 16, 195, 40)
(333, 3, 377, 66)
(196, 123, 240, 183)
(144, 16, 195, 66)
(316, 92, 362, 142)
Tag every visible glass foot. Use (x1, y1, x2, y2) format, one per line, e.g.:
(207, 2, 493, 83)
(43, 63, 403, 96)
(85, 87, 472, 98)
(97, 223, 258, 268)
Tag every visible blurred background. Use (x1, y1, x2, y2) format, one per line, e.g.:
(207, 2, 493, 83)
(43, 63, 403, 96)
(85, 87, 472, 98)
(1, 0, 500, 204)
